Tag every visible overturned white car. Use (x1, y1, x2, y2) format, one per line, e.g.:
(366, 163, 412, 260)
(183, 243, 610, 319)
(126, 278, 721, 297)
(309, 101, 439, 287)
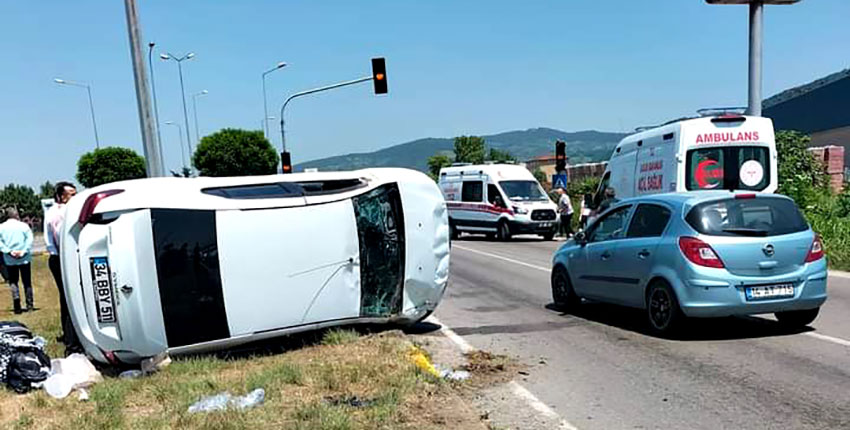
(60, 168, 449, 364)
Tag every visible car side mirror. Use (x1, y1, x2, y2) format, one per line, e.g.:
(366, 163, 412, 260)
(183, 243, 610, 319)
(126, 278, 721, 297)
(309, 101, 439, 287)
(575, 231, 587, 245)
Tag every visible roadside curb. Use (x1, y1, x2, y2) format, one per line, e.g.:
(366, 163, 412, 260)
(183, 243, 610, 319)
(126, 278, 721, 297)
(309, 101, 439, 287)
(829, 270, 850, 279)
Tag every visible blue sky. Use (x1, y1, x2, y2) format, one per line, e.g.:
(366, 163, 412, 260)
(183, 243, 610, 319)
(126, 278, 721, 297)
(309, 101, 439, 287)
(1, 0, 848, 188)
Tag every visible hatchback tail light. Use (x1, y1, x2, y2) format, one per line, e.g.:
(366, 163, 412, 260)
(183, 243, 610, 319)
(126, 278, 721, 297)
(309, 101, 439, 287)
(679, 237, 725, 268)
(78, 189, 124, 226)
(805, 235, 824, 263)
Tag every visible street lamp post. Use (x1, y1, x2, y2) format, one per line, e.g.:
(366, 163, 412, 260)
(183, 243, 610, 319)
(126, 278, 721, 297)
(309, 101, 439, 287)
(262, 62, 287, 139)
(164, 121, 186, 169)
(161, 52, 195, 155)
(705, 0, 802, 116)
(192, 90, 208, 147)
(54, 78, 101, 149)
(148, 42, 164, 165)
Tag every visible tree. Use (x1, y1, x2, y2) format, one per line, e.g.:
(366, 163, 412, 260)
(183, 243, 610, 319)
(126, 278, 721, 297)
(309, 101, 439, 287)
(171, 167, 193, 178)
(77, 147, 147, 188)
(0, 184, 41, 220)
(532, 167, 547, 185)
(453, 136, 486, 164)
(193, 128, 279, 177)
(427, 154, 453, 181)
(487, 147, 516, 163)
(38, 181, 55, 200)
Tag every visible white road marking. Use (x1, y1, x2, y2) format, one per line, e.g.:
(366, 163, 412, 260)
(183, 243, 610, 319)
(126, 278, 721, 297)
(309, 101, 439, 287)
(804, 331, 850, 348)
(509, 380, 580, 430)
(429, 316, 475, 353)
(453, 245, 550, 272)
(427, 316, 580, 430)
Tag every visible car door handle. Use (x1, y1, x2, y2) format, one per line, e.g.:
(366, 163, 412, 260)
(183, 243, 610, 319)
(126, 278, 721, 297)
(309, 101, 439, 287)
(601, 251, 612, 260)
(638, 249, 651, 259)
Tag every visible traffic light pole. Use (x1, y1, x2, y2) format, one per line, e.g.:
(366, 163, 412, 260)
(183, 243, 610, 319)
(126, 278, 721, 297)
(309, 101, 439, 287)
(279, 76, 372, 154)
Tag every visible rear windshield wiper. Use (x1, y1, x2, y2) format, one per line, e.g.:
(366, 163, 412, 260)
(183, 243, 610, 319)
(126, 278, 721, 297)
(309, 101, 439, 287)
(721, 227, 769, 237)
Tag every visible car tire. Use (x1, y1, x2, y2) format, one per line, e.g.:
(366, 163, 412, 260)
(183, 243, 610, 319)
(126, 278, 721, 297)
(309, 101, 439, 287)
(551, 265, 580, 312)
(646, 280, 684, 336)
(541, 232, 555, 241)
(497, 221, 512, 241)
(775, 307, 819, 328)
(450, 222, 459, 240)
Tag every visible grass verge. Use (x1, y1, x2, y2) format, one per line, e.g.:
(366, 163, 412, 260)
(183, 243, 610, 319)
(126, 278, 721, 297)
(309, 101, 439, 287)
(0, 255, 492, 429)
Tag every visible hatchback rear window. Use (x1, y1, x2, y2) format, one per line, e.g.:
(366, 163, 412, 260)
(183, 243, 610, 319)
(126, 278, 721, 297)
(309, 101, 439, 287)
(685, 197, 808, 237)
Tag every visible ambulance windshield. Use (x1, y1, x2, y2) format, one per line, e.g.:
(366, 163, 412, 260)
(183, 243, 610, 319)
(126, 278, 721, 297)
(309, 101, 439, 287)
(499, 180, 548, 201)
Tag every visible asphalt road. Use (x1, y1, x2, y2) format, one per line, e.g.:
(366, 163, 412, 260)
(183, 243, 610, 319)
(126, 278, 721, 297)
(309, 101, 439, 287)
(434, 235, 850, 430)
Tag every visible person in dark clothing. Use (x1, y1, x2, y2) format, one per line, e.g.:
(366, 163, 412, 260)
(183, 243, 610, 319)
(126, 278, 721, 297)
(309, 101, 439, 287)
(44, 182, 83, 355)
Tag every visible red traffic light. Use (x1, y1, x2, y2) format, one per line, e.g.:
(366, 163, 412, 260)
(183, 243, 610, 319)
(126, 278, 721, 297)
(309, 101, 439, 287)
(281, 151, 292, 174)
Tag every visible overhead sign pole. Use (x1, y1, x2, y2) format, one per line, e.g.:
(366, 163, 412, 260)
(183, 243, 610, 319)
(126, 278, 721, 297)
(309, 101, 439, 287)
(704, 0, 801, 117)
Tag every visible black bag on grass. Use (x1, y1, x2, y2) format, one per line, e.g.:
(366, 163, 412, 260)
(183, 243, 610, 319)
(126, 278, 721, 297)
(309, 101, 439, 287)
(0, 321, 32, 339)
(0, 323, 51, 393)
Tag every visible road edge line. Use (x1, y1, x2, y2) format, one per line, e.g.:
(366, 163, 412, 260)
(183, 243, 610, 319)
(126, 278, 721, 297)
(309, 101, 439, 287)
(803, 331, 850, 347)
(427, 316, 580, 430)
(453, 245, 550, 272)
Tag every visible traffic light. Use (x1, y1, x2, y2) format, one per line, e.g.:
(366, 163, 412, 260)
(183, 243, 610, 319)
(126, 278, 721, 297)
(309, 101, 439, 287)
(555, 140, 566, 172)
(371, 57, 387, 94)
(281, 151, 292, 174)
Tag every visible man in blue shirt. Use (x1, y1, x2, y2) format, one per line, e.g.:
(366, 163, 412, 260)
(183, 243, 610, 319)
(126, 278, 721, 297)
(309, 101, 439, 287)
(0, 207, 34, 314)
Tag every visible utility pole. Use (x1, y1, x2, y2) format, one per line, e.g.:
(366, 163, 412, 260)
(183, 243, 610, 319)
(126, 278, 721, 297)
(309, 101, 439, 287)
(124, 0, 164, 177)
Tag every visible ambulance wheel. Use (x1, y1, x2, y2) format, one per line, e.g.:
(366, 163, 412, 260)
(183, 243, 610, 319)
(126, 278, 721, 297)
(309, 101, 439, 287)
(497, 221, 512, 241)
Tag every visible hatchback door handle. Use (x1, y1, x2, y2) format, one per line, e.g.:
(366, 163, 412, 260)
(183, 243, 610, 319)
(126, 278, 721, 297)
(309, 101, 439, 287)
(638, 249, 651, 259)
(601, 251, 611, 260)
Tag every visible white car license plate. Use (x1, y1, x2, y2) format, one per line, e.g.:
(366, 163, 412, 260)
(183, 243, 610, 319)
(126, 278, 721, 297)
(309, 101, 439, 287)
(90, 257, 117, 323)
(745, 284, 794, 301)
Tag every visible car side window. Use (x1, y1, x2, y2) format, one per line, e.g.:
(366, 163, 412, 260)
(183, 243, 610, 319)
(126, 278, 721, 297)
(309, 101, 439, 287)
(487, 184, 504, 207)
(626, 204, 672, 238)
(462, 181, 483, 202)
(588, 205, 631, 242)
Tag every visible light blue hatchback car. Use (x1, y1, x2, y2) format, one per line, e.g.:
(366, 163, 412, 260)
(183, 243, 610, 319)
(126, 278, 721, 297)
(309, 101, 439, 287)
(551, 192, 827, 334)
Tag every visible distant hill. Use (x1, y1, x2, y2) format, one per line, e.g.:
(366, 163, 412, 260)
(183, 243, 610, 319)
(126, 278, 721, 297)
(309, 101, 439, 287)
(295, 127, 628, 172)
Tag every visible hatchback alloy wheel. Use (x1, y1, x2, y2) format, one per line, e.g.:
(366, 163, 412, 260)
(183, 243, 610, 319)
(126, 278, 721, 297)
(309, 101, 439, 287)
(647, 281, 682, 335)
(551, 265, 580, 312)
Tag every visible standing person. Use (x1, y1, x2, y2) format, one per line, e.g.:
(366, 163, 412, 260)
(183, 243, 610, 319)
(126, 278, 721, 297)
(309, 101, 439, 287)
(45, 182, 82, 354)
(579, 193, 592, 230)
(557, 188, 574, 238)
(0, 208, 34, 314)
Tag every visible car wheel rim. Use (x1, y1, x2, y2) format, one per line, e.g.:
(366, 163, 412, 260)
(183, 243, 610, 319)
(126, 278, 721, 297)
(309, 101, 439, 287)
(649, 288, 671, 329)
(554, 271, 567, 301)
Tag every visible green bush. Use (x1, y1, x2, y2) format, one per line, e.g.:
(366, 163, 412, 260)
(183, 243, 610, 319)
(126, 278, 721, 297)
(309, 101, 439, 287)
(775, 130, 850, 270)
(192, 128, 279, 177)
(76, 147, 147, 188)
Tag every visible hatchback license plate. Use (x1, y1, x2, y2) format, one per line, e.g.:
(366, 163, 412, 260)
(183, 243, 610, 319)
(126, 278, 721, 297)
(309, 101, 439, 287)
(90, 257, 117, 323)
(745, 284, 794, 301)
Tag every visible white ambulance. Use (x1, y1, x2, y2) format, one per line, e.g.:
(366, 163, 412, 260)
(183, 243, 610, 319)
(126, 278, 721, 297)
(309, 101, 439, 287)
(439, 163, 559, 240)
(593, 112, 778, 209)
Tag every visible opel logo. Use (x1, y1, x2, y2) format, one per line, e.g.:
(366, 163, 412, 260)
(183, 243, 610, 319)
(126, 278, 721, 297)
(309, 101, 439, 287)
(763, 243, 775, 257)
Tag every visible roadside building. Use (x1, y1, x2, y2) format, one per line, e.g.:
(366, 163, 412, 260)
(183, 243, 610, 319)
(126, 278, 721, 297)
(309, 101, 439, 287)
(764, 68, 849, 191)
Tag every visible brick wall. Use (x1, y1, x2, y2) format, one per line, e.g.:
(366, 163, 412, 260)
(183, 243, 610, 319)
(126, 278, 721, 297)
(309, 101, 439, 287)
(808, 145, 845, 193)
